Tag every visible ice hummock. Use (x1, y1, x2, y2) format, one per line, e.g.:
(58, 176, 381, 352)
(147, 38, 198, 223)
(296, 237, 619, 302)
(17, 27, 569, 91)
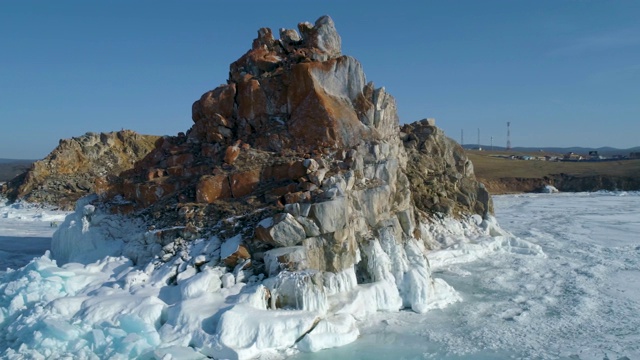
(540, 184, 559, 193)
(0, 195, 538, 359)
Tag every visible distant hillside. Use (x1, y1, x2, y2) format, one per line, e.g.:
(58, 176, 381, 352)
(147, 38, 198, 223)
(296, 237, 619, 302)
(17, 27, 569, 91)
(466, 149, 640, 194)
(0, 159, 34, 182)
(462, 145, 640, 156)
(0, 158, 35, 164)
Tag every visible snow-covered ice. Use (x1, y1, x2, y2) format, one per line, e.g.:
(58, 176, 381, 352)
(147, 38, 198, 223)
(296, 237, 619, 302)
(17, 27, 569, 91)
(1, 192, 639, 359)
(540, 184, 559, 193)
(291, 192, 640, 360)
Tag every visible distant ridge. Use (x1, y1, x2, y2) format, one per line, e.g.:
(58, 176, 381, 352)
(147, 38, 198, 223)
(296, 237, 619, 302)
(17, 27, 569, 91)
(0, 158, 36, 164)
(461, 144, 640, 155)
(0, 159, 33, 182)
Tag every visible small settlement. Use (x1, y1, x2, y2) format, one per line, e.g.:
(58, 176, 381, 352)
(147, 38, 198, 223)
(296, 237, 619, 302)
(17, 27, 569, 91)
(486, 150, 638, 162)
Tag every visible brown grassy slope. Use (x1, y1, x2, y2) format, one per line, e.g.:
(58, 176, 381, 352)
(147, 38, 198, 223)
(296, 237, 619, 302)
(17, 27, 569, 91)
(467, 150, 640, 194)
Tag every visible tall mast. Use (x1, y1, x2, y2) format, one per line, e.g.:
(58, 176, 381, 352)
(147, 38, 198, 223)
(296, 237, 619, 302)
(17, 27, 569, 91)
(507, 122, 512, 150)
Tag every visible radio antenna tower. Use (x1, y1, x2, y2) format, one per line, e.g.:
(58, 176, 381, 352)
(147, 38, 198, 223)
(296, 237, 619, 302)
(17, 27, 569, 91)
(506, 122, 512, 150)
(461, 129, 464, 146)
(477, 128, 480, 149)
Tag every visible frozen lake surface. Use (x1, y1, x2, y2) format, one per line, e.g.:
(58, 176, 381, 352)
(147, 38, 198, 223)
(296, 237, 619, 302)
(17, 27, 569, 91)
(0, 192, 638, 359)
(0, 200, 68, 271)
(293, 192, 640, 360)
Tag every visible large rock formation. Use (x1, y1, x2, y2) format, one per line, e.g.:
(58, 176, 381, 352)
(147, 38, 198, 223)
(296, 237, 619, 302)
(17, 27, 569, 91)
(89, 14, 491, 292)
(2, 130, 158, 209)
(90, 14, 490, 268)
(48, 16, 493, 358)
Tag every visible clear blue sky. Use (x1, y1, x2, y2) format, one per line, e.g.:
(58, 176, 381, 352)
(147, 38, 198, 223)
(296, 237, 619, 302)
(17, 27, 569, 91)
(1, 1, 639, 159)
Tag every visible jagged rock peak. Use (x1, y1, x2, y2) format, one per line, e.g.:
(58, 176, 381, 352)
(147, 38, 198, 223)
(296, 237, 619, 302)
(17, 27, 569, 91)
(101, 16, 492, 227)
(237, 15, 342, 81)
(107, 16, 417, 219)
(297, 15, 342, 57)
(190, 15, 397, 156)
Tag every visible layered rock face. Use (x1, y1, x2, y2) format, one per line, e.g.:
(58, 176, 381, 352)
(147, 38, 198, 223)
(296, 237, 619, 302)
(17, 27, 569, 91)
(51, 16, 492, 355)
(2, 130, 158, 209)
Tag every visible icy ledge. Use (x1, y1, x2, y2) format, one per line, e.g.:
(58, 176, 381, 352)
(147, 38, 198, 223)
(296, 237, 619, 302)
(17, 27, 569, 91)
(0, 202, 542, 359)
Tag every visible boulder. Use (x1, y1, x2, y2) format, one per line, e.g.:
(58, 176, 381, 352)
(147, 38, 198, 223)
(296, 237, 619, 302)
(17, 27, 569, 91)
(264, 161, 307, 181)
(192, 83, 236, 122)
(224, 145, 241, 165)
(230, 169, 261, 198)
(255, 213, 307, 247)
(303, 158, 319, 173)
(309, 197, 348, 234)
(166, 153, 194, 168)
(295, 216, 321, 237)
(309, 169, 328, 186)
(236, 78, 268, 124)
(280, 28, 301, 43)
(196, 175, 231, 203)
(284, 191, 311, 204)
(350, 186, 392, 227)
(223, 244, 251, 267)
(134, 181, 176, 207)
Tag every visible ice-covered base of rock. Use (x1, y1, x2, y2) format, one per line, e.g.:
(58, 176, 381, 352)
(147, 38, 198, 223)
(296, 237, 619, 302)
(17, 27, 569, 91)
(0, 198, 537, 360)
(288, 191, 640, 360)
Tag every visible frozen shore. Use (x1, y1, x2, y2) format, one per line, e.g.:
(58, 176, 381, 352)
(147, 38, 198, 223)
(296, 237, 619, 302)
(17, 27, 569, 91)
(2, 192, 638, 359)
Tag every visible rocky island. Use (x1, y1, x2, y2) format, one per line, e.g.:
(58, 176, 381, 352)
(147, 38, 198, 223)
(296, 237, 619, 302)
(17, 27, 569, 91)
(1, 16, 510, 359)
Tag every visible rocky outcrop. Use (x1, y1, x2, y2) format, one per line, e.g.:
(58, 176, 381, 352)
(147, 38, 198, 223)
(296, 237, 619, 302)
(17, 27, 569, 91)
(402, 119, 492, 217)
(72, 15, 491, 308)
(50, 17, 491, 356)
(2, 130, 158, 209)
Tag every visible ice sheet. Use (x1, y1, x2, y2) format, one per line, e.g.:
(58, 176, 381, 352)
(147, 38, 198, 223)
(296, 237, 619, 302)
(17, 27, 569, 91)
(291, 192, 640, 359)
(2, 192, 638, 359)
(0, 197, 71, 270)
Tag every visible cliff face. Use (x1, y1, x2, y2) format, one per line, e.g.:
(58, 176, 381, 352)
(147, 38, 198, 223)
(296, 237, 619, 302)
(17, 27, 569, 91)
(49, 16, 493, 356)
(2, 130, 158, 209)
